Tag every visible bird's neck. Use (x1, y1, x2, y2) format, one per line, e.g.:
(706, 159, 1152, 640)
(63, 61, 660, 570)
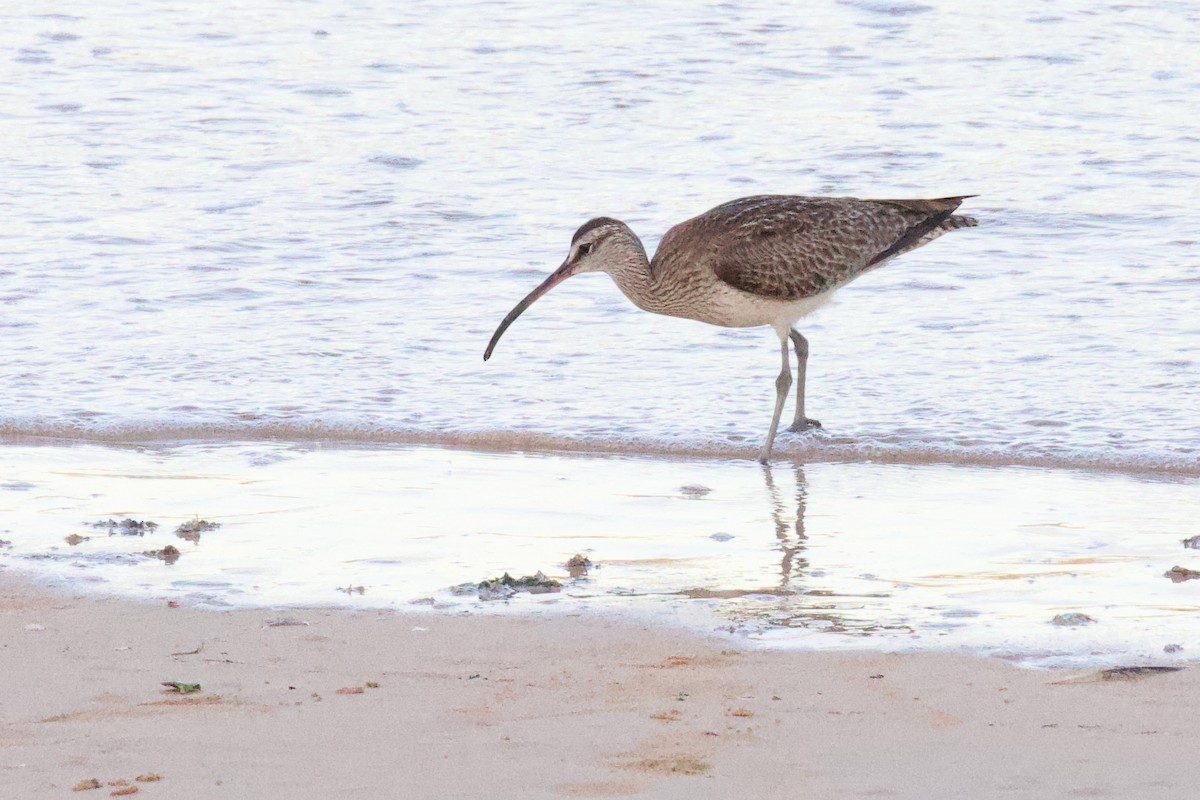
(605, 235, 664, 313)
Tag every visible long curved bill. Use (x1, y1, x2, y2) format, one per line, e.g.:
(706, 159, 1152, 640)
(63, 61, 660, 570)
(483, 260, 576, 361)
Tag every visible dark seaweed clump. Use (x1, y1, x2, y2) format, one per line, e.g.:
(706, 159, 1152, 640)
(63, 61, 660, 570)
(175, 518, 221, 543)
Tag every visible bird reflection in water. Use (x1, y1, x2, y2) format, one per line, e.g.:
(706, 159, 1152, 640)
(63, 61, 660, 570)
(752, 463, 911, 636)
(762, 462, 809, 592)
(674, 463, 810, 603)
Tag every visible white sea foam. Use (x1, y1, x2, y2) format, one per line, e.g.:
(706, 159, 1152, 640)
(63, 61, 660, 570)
(1, 422, 1197, 477)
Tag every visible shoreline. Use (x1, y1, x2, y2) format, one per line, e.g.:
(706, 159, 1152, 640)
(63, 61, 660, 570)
(2, 430, 1197, 479)
(3, 574, 1199, 798)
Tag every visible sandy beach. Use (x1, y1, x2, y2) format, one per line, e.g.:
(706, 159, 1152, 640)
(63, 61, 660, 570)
(6, 1, 1200, 797)
(3, 574, 1198, 799)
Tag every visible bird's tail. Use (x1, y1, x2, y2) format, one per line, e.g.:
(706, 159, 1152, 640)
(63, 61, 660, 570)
(870, 194, 979, 231)
(865, 195, 978, 267)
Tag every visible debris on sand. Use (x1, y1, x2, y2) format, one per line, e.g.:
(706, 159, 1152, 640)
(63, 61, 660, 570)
(1164, 565, 1200, 583)
(161, 681, 201, 694)
(89, 518, 158, 536)
(1182, 535, 1200, 550)
(453, 571, 563, 601)
(679, 484, 712, 498)
(73, 778, 101, 791)
(109, 786, 138, 797)
(337, 585, 366, 595)
(175, 518, 221, 543)
(1099, 666, 1183, 681)
(627, 754, 711, 776)
(336, 686, 365, 695)
(66, 534, 90, 546)
(1050, 612, 1096, 627)
(142, 545, 181, 565)
(566, 553, 593, 578)
(264, 617, 310, 627)
(134, 774, 162, 783)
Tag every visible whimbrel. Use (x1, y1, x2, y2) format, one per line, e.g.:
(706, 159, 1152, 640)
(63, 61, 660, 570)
(484, 194, 977, 463)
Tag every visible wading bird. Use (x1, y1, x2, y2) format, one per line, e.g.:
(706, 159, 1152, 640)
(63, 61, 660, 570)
(484, 194, 977, 463)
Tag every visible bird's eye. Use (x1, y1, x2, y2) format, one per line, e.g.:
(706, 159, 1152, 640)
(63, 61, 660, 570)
(577, 242, 593, 257)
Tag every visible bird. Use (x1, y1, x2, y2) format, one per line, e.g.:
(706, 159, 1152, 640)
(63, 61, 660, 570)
(483, 194, 978, 463)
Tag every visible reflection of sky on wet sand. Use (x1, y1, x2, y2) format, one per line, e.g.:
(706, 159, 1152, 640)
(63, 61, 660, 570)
(2, 443, 1197, 667)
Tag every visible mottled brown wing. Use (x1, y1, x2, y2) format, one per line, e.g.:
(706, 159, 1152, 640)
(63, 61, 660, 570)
(702, 196, 965, 301)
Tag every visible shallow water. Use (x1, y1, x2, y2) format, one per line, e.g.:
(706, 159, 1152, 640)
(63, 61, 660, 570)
(2, 443, 1198, 668)
(2, 1, 1198, 471)
(2, 2, 1198, 664)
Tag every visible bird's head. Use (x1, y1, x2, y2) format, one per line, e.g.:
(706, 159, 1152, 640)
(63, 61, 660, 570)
(561, 216, 627, 275)
(483, 217, 635, 361)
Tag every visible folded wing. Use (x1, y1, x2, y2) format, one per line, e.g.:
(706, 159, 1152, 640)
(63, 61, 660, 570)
(686, 195, 974, 300)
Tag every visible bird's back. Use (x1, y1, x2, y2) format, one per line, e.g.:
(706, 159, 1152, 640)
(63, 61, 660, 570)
(652, 195, 976, 302)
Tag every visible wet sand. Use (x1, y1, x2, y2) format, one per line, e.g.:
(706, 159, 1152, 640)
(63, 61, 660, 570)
(3, 442, 1199, 667)
(3, 575, 1198, 799)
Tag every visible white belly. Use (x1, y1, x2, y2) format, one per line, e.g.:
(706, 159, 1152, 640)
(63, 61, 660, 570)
(677, 282, 837, 331)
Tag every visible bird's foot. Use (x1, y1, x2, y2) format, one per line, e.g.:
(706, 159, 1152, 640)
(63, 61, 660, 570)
(787, 417, 822, 433)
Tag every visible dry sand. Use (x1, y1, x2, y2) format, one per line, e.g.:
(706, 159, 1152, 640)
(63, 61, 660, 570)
(2, 575, 1197, 799)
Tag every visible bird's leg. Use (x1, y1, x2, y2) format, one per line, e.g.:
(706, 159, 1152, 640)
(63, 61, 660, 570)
(787, 329, 822, 432)
(758, 336, 792, 464)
